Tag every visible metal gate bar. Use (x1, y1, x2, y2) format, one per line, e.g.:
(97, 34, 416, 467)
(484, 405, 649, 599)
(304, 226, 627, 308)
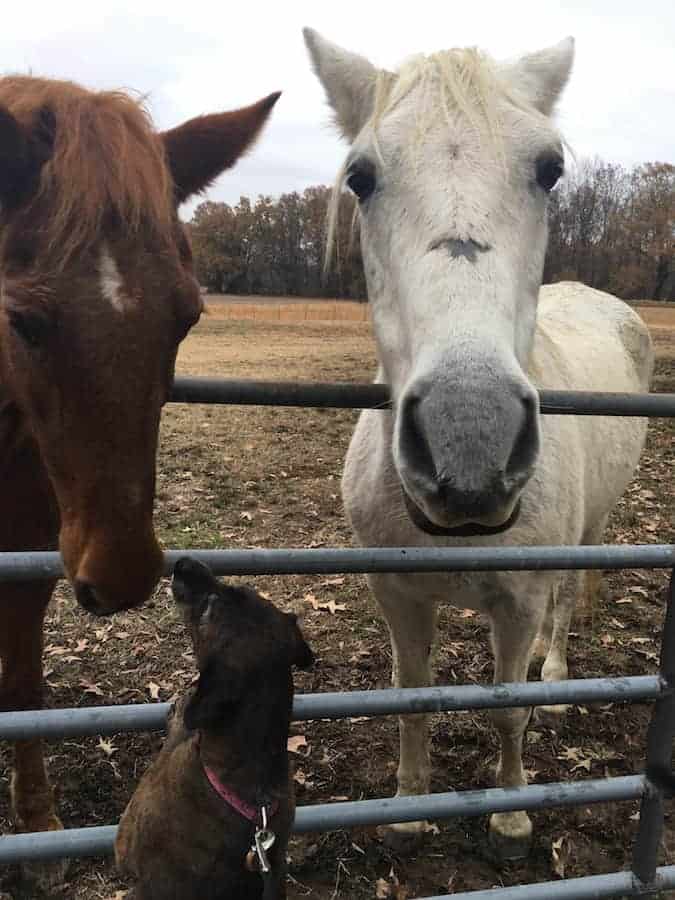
(169, 377, 675, 417)
(0, 675, 663, 740)
(421, 865, 675, 900)
(1, 544, 674, 583)
(0, 775, 646, 864)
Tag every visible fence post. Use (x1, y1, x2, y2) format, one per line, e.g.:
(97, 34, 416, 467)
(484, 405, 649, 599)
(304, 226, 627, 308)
(631, 568, 675, 886)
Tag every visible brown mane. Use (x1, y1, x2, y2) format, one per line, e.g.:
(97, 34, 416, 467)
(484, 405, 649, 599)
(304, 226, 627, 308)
(0, 76, 173, 267)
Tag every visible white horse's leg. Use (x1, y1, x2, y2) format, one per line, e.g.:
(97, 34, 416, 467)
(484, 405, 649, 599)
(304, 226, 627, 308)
(372, 576, 439, 847)
(531, 589, 554, 661)
(537, 516, 609, 726)
(536, 570, 583, 725)
(488, 590, 546, 859)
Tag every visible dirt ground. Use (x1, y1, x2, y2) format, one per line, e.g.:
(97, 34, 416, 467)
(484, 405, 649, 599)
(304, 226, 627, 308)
(1, 313, 674, 899)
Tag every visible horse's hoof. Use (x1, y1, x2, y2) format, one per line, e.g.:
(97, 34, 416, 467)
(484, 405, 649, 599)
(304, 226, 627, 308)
(488, 811, 532, 861)
(533, 703, 569, 731)
(378, 820, 434, 855)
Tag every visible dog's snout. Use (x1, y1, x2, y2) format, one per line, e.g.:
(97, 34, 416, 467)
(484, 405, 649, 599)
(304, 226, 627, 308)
(172, 556, 200, 582)
(172, 556, 215, 599)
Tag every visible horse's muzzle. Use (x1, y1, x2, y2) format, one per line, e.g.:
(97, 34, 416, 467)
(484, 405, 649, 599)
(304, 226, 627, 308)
(402, 487, 522, 537)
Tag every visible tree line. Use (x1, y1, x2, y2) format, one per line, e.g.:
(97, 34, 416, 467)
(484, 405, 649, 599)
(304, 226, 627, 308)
(189, 159, 674, 301)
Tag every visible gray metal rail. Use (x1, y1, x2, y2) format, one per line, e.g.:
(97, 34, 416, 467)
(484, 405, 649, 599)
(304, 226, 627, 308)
(0, 775, 646, 864)
(0, 675, 663, 740)
(169, 377, 675, 417)
(1, 544, 674, 583)
(421, 865, 675, 899)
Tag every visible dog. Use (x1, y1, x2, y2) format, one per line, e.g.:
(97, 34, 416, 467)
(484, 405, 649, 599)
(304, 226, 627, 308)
(115, 557, 314, 899)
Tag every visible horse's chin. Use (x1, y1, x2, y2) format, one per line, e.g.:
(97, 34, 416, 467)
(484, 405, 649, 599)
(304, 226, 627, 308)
(402, 490, 522, 537)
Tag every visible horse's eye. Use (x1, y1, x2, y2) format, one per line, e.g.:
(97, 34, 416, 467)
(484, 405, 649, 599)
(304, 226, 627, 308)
(536, 154, 564, 192)
(7, 309, 51, 347)
(346, 159, 376, 202)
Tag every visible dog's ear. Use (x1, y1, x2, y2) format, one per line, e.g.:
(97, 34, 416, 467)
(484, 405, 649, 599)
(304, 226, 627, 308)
(287, 613, 314, 670)
(183, 656, 243, 732)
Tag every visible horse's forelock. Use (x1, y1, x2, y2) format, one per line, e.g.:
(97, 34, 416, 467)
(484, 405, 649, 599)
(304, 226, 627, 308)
(0, 76, 174, 270)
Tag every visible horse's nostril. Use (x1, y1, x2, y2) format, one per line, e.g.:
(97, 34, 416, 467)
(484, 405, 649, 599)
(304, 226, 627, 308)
(505, 392, 540, 482)
(398, 391, 437, 488)
(74, 580, 102, 614)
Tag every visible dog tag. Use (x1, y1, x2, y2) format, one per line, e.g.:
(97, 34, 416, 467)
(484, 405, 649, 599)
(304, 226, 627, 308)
(253, 827, 276, 874)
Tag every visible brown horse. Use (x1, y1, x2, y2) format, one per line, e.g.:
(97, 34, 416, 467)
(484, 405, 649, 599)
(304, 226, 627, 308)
(0, 75, 279, 882)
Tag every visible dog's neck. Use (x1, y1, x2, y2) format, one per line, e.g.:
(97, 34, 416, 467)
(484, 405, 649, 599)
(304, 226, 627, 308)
(197, 676, 294, 809)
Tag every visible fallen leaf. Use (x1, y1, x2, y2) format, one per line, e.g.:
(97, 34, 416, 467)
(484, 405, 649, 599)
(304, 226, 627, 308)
(287, 735, 308, 754)
(147, 682, 161, 701)
(551, 835, 571, 878)
(375, 867, 408, 898)
(376, 879, 390, 899)
(303, 592, 320, 611)
(98, 737, 117, 757)
(293, 769, 314, 788)
(302, 593, 346, 615)
(324, 599, 346, 615)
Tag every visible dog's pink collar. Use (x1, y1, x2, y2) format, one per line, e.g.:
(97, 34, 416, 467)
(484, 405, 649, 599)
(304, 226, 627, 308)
(202, 762, 279, 824)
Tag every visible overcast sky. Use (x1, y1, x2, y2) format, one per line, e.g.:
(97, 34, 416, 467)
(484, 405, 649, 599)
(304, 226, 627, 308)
(1, 0, 673, 218)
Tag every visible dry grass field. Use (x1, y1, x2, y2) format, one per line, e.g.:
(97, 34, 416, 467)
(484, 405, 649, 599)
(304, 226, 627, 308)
(203, 295, 675, 360)
(205, 295, 369, 323)
(1, 306, 674, 899)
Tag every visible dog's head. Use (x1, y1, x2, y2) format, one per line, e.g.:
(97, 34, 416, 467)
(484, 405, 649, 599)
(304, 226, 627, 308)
(171, 556, 314, 733)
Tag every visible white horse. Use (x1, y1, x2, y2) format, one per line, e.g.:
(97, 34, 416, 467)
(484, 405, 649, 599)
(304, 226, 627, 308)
(304, 29, 654, 858)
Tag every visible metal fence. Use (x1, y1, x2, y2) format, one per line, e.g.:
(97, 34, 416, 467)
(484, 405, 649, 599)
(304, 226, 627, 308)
(1, 377, 675, 900)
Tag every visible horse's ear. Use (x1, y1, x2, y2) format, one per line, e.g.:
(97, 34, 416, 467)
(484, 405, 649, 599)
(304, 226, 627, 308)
(303, 27, 379, 142)
(507, 37, 575, 116)
(162, 93, 281, 205)
(0, 105, 55, 209)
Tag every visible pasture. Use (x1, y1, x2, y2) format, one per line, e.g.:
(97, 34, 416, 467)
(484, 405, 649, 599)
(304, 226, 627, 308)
(1, 307, 674, 899)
